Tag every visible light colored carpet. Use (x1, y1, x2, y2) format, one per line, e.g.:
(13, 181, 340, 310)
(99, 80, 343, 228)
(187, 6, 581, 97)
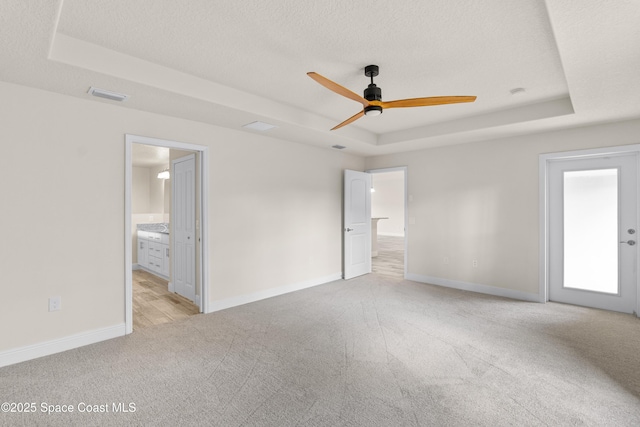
(2, 274, 640, 426)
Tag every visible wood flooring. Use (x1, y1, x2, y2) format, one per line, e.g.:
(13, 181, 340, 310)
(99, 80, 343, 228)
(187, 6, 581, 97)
(372, 235, 405, 278)
(133, 269, 199, 330)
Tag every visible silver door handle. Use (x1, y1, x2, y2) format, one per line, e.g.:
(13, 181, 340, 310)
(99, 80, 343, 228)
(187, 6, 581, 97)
(620, 240, 636, 246)
(346, 228, 353, 232)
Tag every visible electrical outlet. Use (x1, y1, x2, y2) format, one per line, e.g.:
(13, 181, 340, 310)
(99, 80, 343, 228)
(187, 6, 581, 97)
(49, 296, 61, 312)
(472, 260, 478, 268)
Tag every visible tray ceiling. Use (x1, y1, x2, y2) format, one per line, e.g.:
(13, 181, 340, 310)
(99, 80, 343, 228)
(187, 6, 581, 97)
(1, 1, 638, 155)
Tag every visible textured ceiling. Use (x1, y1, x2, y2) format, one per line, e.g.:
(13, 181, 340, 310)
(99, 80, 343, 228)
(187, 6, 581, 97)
(0, 1, 639, 155)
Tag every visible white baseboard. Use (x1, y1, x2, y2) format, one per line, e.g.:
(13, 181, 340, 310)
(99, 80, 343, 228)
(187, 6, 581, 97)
(137, 265, 169, 281)
(377, 232, 405, 237)
(406, 273, 540, 303)
(207, 272, 342, 313)
(0, 323, 126, 368)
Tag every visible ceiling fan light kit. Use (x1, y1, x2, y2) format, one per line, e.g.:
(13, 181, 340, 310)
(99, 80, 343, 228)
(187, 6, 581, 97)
(364, 105, 383, 116)
(307, 65, 476, 130)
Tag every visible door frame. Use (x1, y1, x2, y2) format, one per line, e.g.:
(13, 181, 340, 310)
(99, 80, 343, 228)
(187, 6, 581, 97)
(366, 166, 409, 279)
(539, 144, 640, 315)
(125, 134, 210, 334)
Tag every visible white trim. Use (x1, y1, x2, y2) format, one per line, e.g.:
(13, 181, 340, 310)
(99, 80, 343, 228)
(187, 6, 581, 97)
(171, 153, 197, 306)
(0, 324, 125, 368)
(407, 274, 539, 303)
(538, 154, 548, 303)
(539, 144, 640, 315)
(200, 148, 210, 314)
(136, 265, 169, 281)
(366, 166, 409, 279)
(125, 134, 210, 332)
(208, 273, 342, 313)
(125, 140, 133, 334)
(126, 134, 210, 152)
(539, 144, 640, 162)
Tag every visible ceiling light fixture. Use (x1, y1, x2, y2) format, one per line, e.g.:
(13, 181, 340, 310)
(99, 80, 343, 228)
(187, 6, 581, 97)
(364, 105, 383, 116)
(242, 121, 277, 131)
(157, 169, 170, 179)
(87, 86, 129, 102)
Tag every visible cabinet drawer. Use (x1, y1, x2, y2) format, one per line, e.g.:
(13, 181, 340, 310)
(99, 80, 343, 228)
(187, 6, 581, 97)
(148, 255, 162, 273)
(148, 242, 163, 257)
(138, 230, 149, 241)
(148, 232, 162, 242)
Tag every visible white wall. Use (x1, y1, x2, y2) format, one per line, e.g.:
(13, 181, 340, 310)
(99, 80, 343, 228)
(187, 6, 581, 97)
(371, 171, 405, 236)
(148, 166, 166, 214)
(132, 167, 150, 214)
(365, 118, 640, 298)
(132, 165, 166, 216)
(0, 81, 363, 356)
(131, 165, 166, 264)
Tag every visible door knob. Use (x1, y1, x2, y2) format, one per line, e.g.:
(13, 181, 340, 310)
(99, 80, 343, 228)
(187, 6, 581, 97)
(346, 228, 354, 232)
(620, 240, 636, 246)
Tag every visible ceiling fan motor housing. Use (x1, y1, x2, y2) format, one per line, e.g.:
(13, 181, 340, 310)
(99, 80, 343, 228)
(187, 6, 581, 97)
(363, 64, 382, 115)
(364, 84, 382, 102)
(363, 65, 382, 102)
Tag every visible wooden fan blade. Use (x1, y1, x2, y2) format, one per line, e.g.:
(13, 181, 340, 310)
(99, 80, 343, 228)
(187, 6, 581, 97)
(380, 96, 476, 109)
(331, 110, 365, 130)
(308, 72, 370, 107)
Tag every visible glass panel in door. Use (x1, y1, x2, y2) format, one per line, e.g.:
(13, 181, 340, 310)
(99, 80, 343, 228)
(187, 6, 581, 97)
(563, 169, 618, 294)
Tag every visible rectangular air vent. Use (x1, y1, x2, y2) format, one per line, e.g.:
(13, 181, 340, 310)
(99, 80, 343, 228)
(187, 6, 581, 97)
(242, 121, 277, 131)
(88, 87, 129, 102)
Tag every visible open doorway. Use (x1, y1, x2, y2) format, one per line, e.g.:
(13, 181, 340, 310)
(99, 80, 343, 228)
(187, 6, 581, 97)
(125, 135, 209, 334)
(368, 167, 407, 279)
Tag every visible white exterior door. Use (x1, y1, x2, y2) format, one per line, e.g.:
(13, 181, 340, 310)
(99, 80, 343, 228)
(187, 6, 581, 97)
(548, 154, 638, 313)
(344, 170, 371, 279)
(172, 154, 196, 303)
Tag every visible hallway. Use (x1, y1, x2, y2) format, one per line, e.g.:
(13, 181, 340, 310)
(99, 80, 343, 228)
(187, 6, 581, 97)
(372, 235, 404, 279)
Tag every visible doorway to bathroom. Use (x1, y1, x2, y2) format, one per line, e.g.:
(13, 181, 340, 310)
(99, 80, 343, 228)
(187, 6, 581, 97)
(125, 134, 209, 334)
(368, 167, 407, 279)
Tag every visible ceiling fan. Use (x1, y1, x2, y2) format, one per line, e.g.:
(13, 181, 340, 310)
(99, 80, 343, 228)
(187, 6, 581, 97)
(307, 65, 476, 130)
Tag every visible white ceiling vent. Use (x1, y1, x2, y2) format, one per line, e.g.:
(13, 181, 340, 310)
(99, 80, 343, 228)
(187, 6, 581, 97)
(88, 87, 129, 102)
(242, 121, 277, 131)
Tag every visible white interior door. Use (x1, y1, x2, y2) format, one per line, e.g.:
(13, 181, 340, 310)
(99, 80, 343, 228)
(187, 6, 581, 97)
(548, 154, 638, 313)
(172, 154, 196, 303)
(344, 170, 371, 279)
